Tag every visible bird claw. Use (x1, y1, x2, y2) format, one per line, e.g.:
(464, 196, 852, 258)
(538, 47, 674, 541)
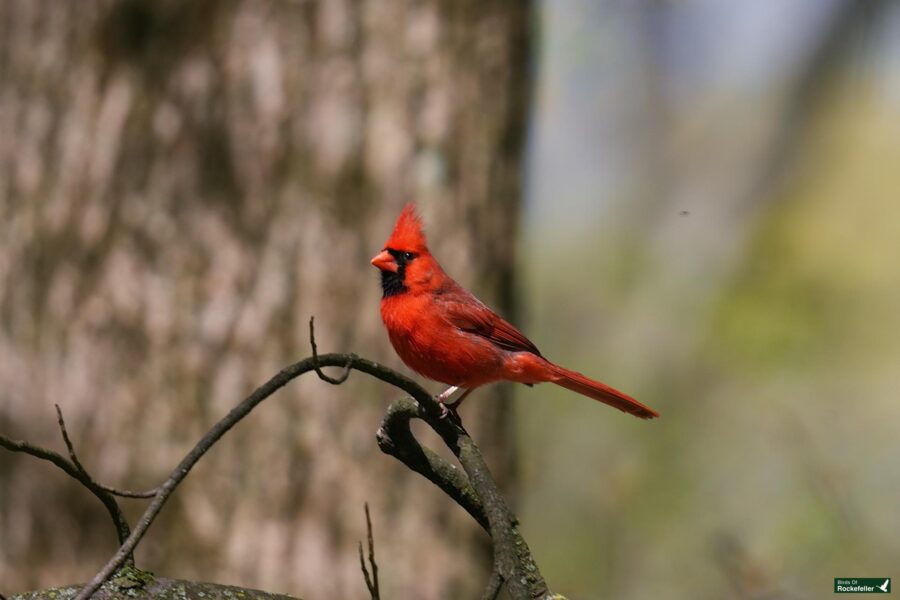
(438, 397, 466, 420)
(434, 386, 472, 420)
(435, 386, 458, 419)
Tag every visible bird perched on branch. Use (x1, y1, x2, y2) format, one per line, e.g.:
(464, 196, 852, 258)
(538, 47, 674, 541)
(371, 204, 658, 420)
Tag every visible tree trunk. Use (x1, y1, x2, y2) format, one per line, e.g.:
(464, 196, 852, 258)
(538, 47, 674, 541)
(0, 1, 530, 598)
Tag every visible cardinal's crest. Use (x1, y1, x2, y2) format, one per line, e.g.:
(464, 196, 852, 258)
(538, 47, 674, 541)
(385, 203, 428, 252)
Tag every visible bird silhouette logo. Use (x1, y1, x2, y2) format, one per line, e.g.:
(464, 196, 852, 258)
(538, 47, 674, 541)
(878, 578, 890, 592)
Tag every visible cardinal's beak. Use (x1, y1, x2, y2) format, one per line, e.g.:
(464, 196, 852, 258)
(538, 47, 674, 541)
(370, 250, 398, 272)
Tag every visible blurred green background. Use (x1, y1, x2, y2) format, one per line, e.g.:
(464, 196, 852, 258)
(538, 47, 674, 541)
(518, 1, 900, 598)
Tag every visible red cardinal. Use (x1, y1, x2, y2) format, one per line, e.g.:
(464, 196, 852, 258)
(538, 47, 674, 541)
(371, 204, 658, 419)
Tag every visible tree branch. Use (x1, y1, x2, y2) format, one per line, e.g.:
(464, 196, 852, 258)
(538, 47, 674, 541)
(374, 397, 550, 598)
(358, 503, 380, 600)
(480, 568, 503, 600)
(70, 352, 438, 600)
(4, 342, 551, 599)
(376, 399, 488, 530)
(0, 411, 135, 567)
(309, 316, 351, 385)
(54, 405, 158, 499)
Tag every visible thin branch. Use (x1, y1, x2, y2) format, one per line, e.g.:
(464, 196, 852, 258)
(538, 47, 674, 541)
(56, 404, 89, 475)
(54, 404, 157, 499)
(358, 503, 380, 600)
(358, 542, 374, 598)
(21, 344, 550, 599)
(95, 484, 159, 499)
(308, 317, 351, 384)
(72, 352, 442, 600)
(0, 590, 7, 600)
(365, 503, 379, 599)
(0, 425, 134, 567)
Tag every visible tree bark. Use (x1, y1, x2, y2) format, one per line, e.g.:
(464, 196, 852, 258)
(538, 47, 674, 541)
(0, 1, 530, 598)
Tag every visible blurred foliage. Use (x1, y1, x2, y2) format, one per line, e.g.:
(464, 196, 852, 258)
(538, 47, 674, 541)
(517, 1, 900, 598)
(716, 90, 900, 374)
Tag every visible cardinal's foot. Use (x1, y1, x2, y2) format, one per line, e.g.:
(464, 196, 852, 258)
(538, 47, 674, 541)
(433, 386, 475, 420)
(438, 401, 453, 420)
(434, 386, 458, 419)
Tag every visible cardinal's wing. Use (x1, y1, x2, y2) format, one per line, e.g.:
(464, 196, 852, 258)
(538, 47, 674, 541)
(437, 285, 542, 356)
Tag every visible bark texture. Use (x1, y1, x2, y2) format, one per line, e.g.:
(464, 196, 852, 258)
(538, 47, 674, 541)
(0, 1, 530, 597)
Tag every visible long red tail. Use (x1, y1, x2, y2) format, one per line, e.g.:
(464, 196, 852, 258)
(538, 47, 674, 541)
(549, 364, 659, 419)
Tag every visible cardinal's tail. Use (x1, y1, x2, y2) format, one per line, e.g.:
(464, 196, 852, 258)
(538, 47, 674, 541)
(549, 364, 659, 419)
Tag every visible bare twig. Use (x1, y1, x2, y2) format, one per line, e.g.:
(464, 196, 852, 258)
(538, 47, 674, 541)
(72, 352, 444, 600)
(358, 503, 380, 600)
(0, 421, 135, 567)
(54, 405, 157, 499)
(308, 317, 351, 384)
(358, 542, 374, 598)
(2, 340, 548, 598)
(365, 503, 380, 599)
(56, 404, 89, 475)
(95, 484, 159, 499)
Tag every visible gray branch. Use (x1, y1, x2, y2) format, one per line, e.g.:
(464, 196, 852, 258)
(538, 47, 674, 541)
(0, 406, 135, 567)
(375, 397, 551, 598)
(4, 340, 554, 599)
(376, 399, 488, 530)
(480, 569, 503, 600)
(54, 405, 158, 499)
(358, 503, 380, 600)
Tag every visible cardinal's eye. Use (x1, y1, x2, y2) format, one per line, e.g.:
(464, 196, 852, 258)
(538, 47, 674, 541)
(403, 251, 415, 261)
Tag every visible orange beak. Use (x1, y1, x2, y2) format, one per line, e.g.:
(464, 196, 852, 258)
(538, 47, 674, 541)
(370, 250, 398, 272)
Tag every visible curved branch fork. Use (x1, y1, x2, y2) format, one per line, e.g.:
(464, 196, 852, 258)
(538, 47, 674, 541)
(2, 348, 557, 600)
(376, 398, 550, 599)
(0, 406, 137, 567)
